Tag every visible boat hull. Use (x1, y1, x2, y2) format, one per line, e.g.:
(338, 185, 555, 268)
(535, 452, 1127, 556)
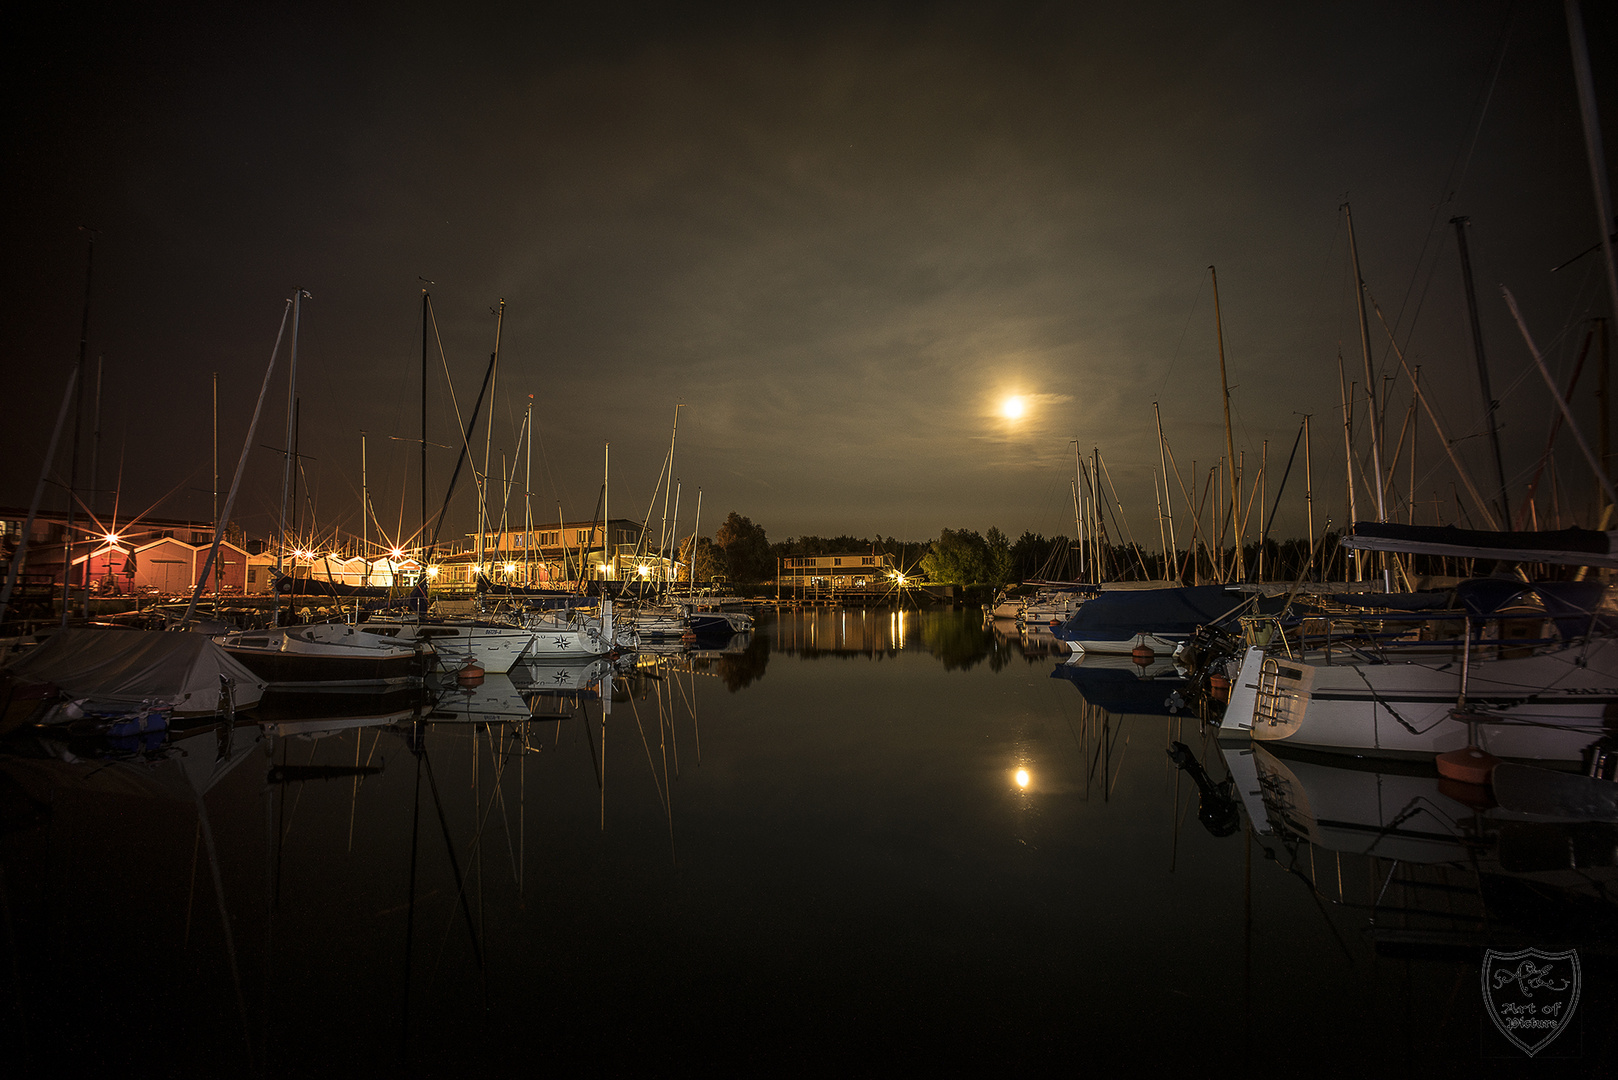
(1248, 638, 1618, 762)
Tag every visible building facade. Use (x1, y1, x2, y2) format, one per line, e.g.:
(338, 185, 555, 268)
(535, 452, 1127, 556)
(454, 517, 667, 585)
(776, 552, 896, 589)
(1, 509, 250, 597)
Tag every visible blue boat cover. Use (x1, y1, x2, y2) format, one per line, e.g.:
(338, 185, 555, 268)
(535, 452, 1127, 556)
(1455, 579, 1618, 638)
(1344, 521, 1618, 567)
(1052, 584, 1263, 643)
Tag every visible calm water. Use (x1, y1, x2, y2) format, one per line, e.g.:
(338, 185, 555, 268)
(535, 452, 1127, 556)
(3, 608, 1614, 1075)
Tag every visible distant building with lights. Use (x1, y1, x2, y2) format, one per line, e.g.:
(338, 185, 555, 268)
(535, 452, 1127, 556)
(0, 509, 250, 597)
(0, 507, 672, 602)
(434, 517, 660, 587)
(776, 552, 895, 590)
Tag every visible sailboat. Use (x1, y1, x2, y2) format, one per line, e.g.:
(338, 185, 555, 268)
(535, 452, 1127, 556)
(213, 290, 427, 690)
(1223, 526, 1618, 762)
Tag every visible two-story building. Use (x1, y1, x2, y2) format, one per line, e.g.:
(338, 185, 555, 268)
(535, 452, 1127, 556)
(776, 552, 896, 591)
(443, 517, 665, 586)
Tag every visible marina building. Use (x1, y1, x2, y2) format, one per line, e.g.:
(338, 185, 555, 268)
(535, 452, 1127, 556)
(776, 552, 895, 590)
(450, 517, 673, 585)
(0, 509, 250, 597)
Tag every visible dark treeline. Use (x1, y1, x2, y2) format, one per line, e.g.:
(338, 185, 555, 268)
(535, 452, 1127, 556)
(705, 511, 1454, 588)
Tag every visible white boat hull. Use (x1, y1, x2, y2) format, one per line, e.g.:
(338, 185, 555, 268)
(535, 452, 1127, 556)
(1248, 638, 1618, 762)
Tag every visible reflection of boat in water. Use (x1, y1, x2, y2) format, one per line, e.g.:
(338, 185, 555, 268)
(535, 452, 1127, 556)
(253, 689, 421, 738)
(1017, 623, 1070, 657)
(1049, 654, 1186, 716)
(427, 672, 544, 723)
(1237, 741, 1618, 951)
(513, 658, 614, 695)
(688, 632, 752, 659)
(1248, 743, 1503, 863)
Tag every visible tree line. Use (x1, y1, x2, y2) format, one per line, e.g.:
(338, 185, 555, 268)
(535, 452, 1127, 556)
(697, 511, 1377, 588)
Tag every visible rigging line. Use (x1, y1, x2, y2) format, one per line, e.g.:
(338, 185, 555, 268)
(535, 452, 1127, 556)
(1155, 271, 1208, 402)
(628, 693, 669, 816)
(481, 726, 521, 887)
(1386, 3, 1517, 342)
(1096, 453, 1153, 579)
(427, 298, 492, 523)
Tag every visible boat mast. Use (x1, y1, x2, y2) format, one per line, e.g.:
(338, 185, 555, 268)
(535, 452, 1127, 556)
(1566, 0, 1618, 360)
(1338, 358, 1361, 582)
(1152, 470, 1167, 579)
(525, 396, 534, 587)
(658, 405, 681, 579)
(1303, 414, 1315, 580)
(59, 231, 94, 626)
(1069, 478, 1082, 581)
(1, 368, 78, 624)
(1153, 402, 1177, 580)
(669, 480, 682, 591)
(1258, 439, 1267, 581)
(272, 288, 308, 626)
(361, 430, 369, 586)
(183, 299, 291, 627)
(1209, 265, 1244, 581)
(476, 300, 505, 586)
(688, 487, 702, 594)
(1451, 216, 1511, 524)
(1074, 440, 1087, 582)
(1342, 204, 1390, 587)
(1093, 448, 1106, 582)
(420, 287, 430, 578)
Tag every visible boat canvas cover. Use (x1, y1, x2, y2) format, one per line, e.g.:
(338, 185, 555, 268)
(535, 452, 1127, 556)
(1454, 579, 1618, 638)
(1343, 522, 1618, 568)
(4, 627, 267, 714)
(1053, 584, 1259, 643)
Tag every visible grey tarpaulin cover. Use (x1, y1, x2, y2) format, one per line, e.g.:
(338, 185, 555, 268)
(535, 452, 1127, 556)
(5, 627, 267, 714)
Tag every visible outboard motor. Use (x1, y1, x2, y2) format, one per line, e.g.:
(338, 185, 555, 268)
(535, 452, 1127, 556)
(1166, 741, 1241, 837)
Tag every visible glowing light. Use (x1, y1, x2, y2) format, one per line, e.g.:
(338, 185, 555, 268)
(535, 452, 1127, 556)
(426, 566, 440, 578)
(637, 564, 650, 577)
(390, 548, 404, 560)
(1015, 768, 1030, 789)
(1001, 395, 1026, 420)
(504, 563, 517, 575)
(894, 573, 906, 585)
(103, 532, 121, 545)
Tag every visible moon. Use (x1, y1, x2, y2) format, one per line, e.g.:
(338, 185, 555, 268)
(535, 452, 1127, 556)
(1001, 396, 1026, 420)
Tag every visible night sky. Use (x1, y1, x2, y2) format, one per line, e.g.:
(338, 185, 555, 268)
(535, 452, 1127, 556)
(4, 3, 1614, 552)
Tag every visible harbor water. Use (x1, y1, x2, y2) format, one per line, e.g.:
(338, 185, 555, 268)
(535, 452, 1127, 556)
(2, 608, 1613, 1075)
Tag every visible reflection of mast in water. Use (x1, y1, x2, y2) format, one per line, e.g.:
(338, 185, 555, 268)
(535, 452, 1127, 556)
(1062, 699, 1129, 803)
(621, 653, 707, 864)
